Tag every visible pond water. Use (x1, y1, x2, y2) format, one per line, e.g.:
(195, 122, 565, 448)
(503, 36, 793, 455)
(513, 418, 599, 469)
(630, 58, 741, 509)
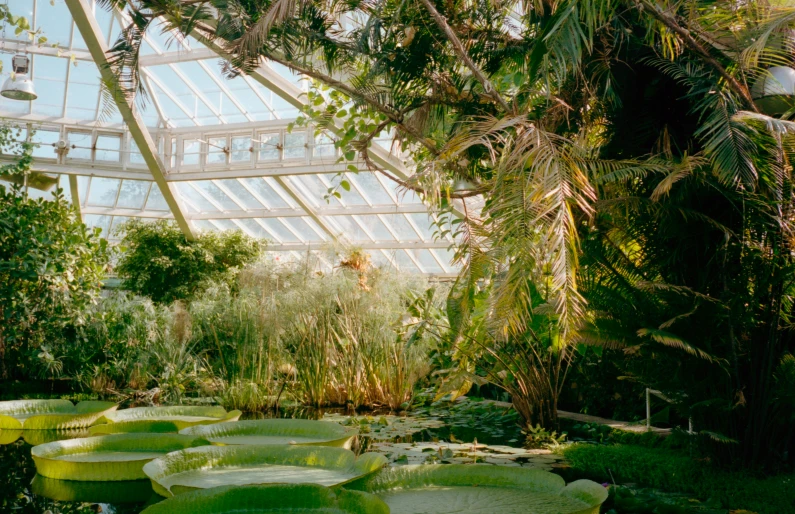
(0, 402, 526, 513)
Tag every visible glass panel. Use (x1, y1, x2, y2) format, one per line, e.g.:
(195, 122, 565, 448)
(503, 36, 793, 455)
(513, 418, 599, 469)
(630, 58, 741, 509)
(329, 216, 370, 241)
(230, 136, 251, 163)
(283, 132, 306, 160)
(86, 178, 121, 207)
(354, 215, 392, 240)
(211, 219, 237, 231)
(77, 176, 89, 204)
(145, 184, 170, 210)
(328, 174, 367, 205)
(392, 250, 420, 272)
(207, 137, 227, 165)
(241, 178, 290, 208)
(66, 131, 92, 160)
(302, 217, 329, 240)
(293, 175, 340, 207)
(57, 175, 71, 202)
(409, 249, 444, 273)
(30, 129, 60, 160)
(31, 55, 67, 117)
(65, 62, 100, 121)
(176, 183, 220, 212)
(217, 180, 264, 209)
(129, 139, 146, 166)
(431, 248, 457, 272)
(95, 134, 121, 162)
(350, 173, 394, 205)
(182, 139, 201, 166)
(282, 217, 324, 242)
(257, 132, 280, 161)
(261, 219, 299, 242)
(36, 0, 71, 47)
(108, 216, 130, 240)
(408, 213, 436, 240)
(116, 180, 151, 209)
(380, 214, 421, 241)
(193, 220, 217, 232)
(236, 219, 271, 239)
(84, 214, 112, 237)
(313, 133, 336, 158)
(192, 181, 239, 210)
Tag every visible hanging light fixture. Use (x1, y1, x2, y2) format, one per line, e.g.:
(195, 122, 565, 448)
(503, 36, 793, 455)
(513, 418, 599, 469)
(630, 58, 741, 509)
(1, 55, 37, 101)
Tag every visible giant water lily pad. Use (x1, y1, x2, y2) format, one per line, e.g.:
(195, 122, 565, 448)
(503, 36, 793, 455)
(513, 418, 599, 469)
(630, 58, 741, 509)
(140, 484, 389, 514)
(354, 464, 608, 514)
(0, 428, 90, 446)
(0, 400, 117, 430)
(143, 444, 388, 497)
(180, 419, 358, 448)
(31, 474, 154, 504)
(32, 433, 211, 481)
(90, 405, 241, 434)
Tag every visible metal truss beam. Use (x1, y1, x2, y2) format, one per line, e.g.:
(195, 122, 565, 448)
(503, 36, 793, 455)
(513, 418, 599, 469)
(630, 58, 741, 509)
(267, 241, 453, 251)
(66, 0, 196, 240)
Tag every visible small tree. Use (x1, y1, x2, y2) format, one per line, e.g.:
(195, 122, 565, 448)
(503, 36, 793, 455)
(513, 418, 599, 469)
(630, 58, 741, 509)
(115, 219, 263, 303)
(0, 184, 109, 379)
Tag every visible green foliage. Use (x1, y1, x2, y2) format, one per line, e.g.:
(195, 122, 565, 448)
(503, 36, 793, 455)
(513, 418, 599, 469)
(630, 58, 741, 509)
(115, 219, 262, 303)
(559, 444, 795, 514)
(0, 181, 109, 380)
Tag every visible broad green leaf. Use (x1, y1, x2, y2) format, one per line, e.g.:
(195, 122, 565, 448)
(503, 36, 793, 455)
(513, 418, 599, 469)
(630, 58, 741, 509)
(340, 180, 351, 192)
(140, 484, 389, 514)
(32, 433, 211, 482)
(91, 407, 241, 434)
(180, 419, 357, 448)
(351, 465, 608, 514)
(31, 474, 154, 504)
(0, 400, 117, 430)
(143, 444, 387, 497)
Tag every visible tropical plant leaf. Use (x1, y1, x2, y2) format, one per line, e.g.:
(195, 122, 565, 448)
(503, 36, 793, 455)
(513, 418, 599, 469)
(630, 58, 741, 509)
(350, 464, 608, 514)
(0, 400, 117, 430)
(31, 433, 211, 482)
(180, 419, 357, 448)
(143, 444, 388, 497)
(140, 484, 389, 514)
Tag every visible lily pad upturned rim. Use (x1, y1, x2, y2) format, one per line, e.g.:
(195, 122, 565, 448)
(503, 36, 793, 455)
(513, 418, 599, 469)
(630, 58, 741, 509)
(0, 400, 118, 430)
(140, 484, 390, 514)
(143, 444, 388, 497)
(90, 407, 242, 434)
(180, 418, 358, 447)
(31, 474, 155, 504)
(353, 464, 609, 514)
(31, 433, 211, 482)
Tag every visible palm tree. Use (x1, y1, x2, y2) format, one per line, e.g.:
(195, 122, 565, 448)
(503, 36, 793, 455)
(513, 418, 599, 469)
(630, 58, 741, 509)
(100, 0, 795, 466)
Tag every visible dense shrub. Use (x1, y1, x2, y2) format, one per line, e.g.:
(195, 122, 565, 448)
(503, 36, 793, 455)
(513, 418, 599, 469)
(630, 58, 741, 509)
(559, 443, 795, 514)
(115, 219, 262, 303)
(0, 185, 109, 380)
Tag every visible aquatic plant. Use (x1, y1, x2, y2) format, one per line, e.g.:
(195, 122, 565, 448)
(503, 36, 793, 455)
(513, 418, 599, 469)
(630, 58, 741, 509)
(180, 419, 357, 448)
(31, 433, 210, 481)
(89, 405, 241, 434)
(0, 400, 116, 430)
(143, 444, 387, 497)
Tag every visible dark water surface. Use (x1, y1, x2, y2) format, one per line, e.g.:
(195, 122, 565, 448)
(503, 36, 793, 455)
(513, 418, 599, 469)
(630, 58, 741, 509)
(0, 407, 522, 513)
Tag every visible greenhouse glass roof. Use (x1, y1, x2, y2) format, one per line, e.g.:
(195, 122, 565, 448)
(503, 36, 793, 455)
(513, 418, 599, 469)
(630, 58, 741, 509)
(0, 0, 461, 276)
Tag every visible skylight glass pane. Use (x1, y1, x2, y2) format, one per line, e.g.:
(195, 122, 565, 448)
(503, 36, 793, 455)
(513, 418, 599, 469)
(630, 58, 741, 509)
(391, 250, 420, 272)
(77, 176, 89, 204)
(282, 217, 324, 242)
(30, 129, 60, 160)
(35, 0, 71, 47)
(354, 215, 393, 241)
(329, 216, 371, 241)
(380, 214, 421, 241)
(116, 180, 151, 209)
(129, 140, 146, 166)
(182, 139, 201, 166)
(329, 174, 367, 205)
(240, 178, 288, 208)
(349, 173, 394, 205)
(370, 251, 394, 270)
(145, 185, 170, 210)
(57, 175, 71, 202)
(193, 220, 217, 232)
(408, 213, 436, 240)
(284, 132, 306, 160)
(217, 180, 264, 209)
(66, 131, 92, 160)
(95, 134, 121, 162)
(66, 63, 99, 121)
(236, 219, 271, 240)
(31, 55, 67, 117)
(293, 175, 340, 207)
(108, 216, 130, 240)
(207, 137, 227, 165)
(314, 133, 335, 158)
(211, 219, 237, 231)
(257, 133, 280, 161)
(261, 219, 299, 242)
(230, 136, 252, 163)
(84, 214, 111, 237)
(303, 217, 329, 240)
(176, 183, 220, 212)
(87, 178, 120, 207)
(192, 181, 239, 210)
(432, 248, 458, 272)
(408, 249, 444, 273)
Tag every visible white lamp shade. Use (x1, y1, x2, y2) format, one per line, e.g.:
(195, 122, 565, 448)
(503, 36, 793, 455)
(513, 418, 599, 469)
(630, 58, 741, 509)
(752, 66, 795, 99)
(1, 74, 37, 101)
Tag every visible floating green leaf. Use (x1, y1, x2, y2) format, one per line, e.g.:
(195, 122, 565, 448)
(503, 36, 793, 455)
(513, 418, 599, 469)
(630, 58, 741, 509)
(0, 400, 117, 430)
(31, 474, 154, 504)
(90, 406, 241, 434)
(143, 444, 388, 497)
(180, 419, 358, 448)
(140, 484, 389, 514)
(352, 464, 608, 514)
(32, 433, 211, 481)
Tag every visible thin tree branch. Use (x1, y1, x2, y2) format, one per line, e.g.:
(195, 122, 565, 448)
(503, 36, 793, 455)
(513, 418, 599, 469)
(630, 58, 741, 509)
(417, 0, 514, 114)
